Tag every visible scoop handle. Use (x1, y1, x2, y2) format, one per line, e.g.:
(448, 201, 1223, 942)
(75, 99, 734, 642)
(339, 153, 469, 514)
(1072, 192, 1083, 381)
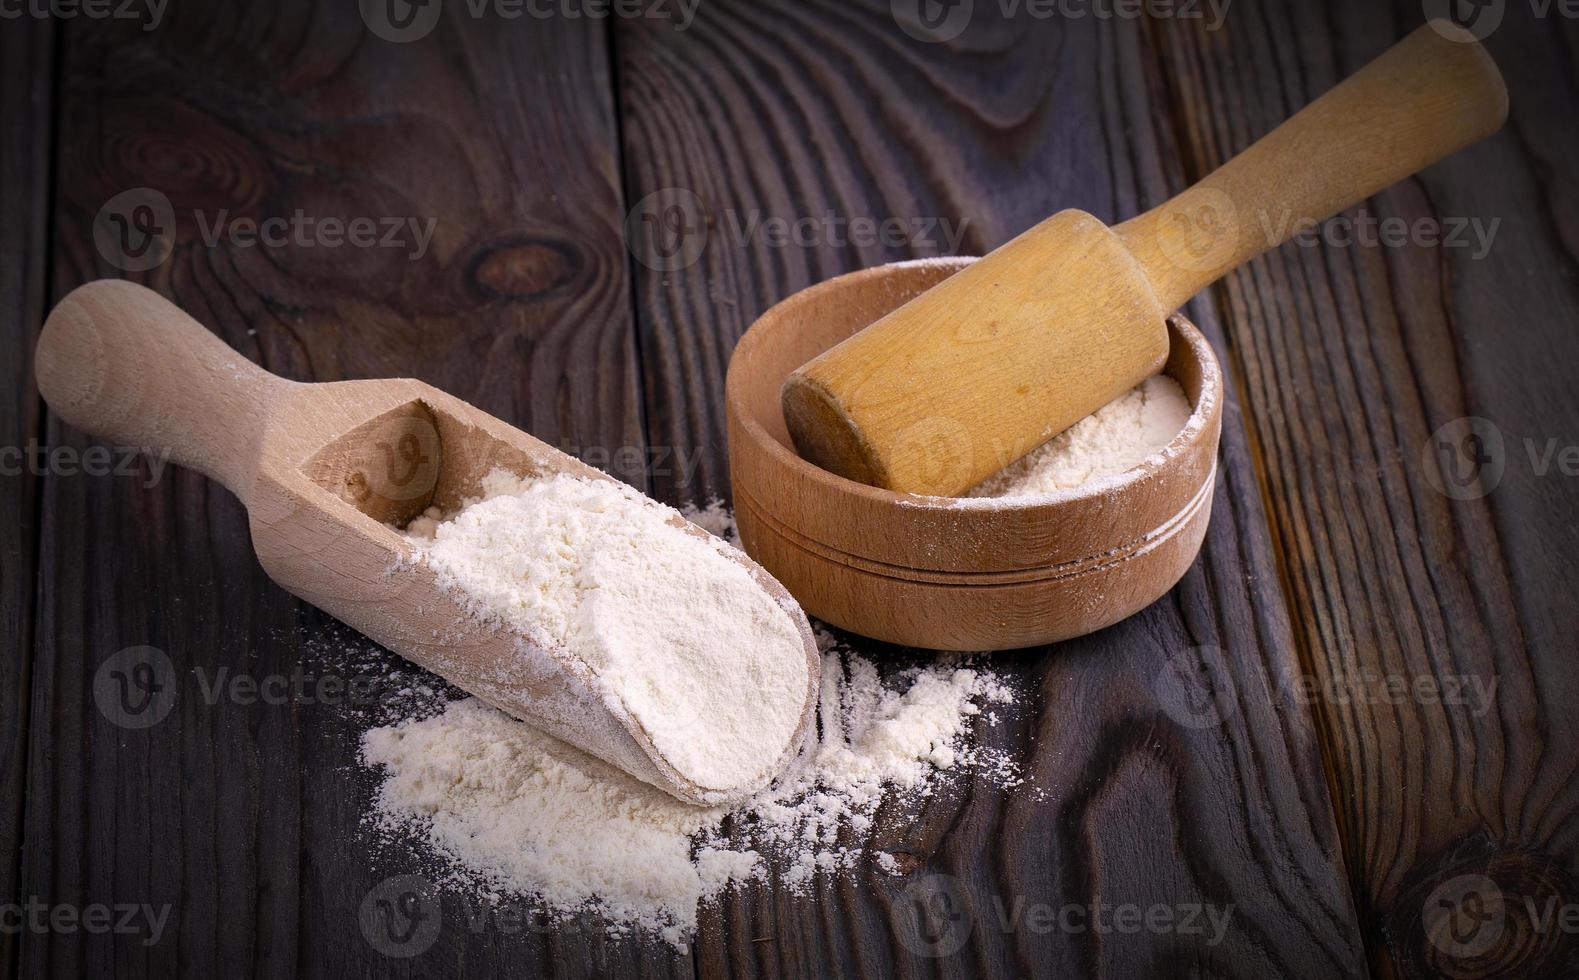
(34, 280, 288, 499)
(1117, 20, 1507, 311)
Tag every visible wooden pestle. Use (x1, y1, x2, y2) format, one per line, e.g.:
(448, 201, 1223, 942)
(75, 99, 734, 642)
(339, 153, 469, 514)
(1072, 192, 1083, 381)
(782, 21, 1508, 496)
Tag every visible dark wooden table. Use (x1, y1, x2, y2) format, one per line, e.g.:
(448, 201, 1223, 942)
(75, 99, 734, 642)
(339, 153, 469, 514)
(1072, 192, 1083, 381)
(3, 1, 1576, 977)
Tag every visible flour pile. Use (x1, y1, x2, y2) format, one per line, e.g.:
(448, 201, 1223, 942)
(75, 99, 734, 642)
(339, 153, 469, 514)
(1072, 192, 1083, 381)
(969, 375, 1192, 497)
(402, 469, 809, 799)
(361, 621, 1017, 949)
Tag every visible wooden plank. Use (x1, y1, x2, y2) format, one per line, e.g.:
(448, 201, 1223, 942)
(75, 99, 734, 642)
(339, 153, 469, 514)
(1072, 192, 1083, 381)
(1, 13, 54, 978)
(615, 3, 1368, 975)
(24, 3, 676, 976)
(1151, 5, 1579, 976)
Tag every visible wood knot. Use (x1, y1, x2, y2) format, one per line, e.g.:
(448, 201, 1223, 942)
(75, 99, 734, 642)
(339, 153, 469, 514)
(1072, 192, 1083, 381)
(467, 238, 581, 300)
(79, 97, 272, 229)
(1391, 849, 1579, 979)
(883, 851, 923, 876)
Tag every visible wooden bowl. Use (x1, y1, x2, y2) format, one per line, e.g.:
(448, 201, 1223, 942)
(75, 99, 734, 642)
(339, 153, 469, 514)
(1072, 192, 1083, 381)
(726, 257, 1223, 651)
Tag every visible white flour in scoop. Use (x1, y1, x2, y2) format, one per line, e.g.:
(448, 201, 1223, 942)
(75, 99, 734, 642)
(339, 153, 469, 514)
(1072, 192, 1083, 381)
(968, 375, 1192, 497)
(362, 505, 1021, 950)
(402, 469, 808, 796)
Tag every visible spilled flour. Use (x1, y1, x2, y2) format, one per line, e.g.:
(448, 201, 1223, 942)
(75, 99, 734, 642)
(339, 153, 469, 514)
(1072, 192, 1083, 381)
(361, 697, 731, 946)
(401, 469, 809, 799)
(357, 375, 1190, 947)
(362, 503, 1020, 949)
(969, 375, 1192, 498)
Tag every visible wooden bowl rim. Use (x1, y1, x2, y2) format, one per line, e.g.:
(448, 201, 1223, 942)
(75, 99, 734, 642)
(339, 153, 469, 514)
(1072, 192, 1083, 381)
(727, 256, 1223, 515)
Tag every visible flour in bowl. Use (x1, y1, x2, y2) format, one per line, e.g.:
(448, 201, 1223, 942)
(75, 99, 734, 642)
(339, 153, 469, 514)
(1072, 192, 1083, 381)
(402, 469, 810, 799)
(968, 374, 1192, 497)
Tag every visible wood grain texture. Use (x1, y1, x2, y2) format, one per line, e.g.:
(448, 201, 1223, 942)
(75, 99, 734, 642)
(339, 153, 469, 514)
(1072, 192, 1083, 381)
(1, 14, 53, 979)
(1150, 3, 1579, 976)
(616, 2, 1367, 975)
(24, 2, 673, 977)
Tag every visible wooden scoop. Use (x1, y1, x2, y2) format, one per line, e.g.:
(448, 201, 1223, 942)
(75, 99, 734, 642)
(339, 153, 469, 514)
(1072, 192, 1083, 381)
(783, 21, 1508, 496)
(34, 280, 820, 807)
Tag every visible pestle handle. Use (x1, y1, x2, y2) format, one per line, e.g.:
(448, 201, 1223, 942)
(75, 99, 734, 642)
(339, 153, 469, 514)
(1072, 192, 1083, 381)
(34, 280, 289, 499)
(1116, 20, 1507, 311)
